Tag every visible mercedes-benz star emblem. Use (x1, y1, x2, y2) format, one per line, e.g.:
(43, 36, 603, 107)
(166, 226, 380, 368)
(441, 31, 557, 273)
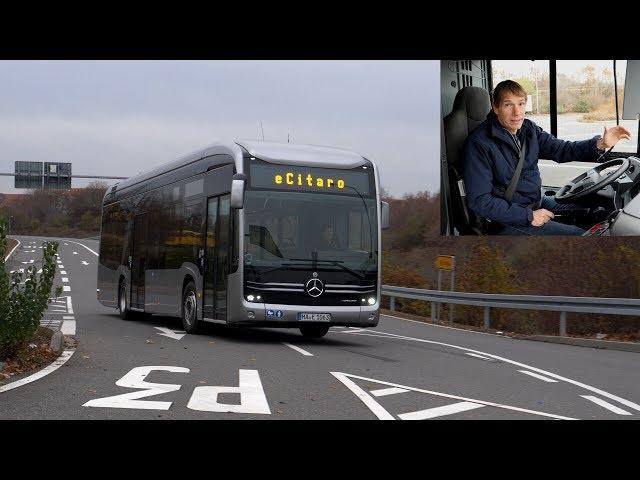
(305, 278, 324, 297)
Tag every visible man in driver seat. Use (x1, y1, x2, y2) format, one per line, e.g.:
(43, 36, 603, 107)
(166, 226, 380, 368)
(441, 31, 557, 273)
(461, 80, 631, 235)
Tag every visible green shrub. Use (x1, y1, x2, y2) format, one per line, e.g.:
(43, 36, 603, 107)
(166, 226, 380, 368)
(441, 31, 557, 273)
(574, 98, 593, 113)
(0, 221, 62, 360)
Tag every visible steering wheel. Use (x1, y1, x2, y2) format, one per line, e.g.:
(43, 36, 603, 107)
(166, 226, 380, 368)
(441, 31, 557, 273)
(555, 157, 631, 203)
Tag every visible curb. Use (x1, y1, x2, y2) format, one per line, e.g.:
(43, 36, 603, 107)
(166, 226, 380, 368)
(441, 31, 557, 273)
(520, 335, 640, 353)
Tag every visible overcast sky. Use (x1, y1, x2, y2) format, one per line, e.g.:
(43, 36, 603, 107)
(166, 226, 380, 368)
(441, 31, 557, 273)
(0, 60, 439, 197)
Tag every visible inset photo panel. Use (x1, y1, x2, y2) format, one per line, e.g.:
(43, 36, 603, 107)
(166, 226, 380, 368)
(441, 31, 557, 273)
(441, 59, 640, 236)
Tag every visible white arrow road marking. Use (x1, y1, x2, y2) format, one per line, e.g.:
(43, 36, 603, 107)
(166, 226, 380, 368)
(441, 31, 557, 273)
(581, 396, 632, 415)
(331, 372, 577, 420)
(154, 327, 186, 341)
(82, 261, 89, 265)
(337, 329, 640, 413)
(282, 342, 314, 356)
(519, 370, 558, 383)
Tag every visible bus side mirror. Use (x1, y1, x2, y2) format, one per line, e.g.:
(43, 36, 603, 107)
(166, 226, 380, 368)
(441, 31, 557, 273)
(230, 173, 247, 209)
(381, 201, 390, 229)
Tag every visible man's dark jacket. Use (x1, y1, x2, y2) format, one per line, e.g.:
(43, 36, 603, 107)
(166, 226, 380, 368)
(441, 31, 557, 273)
(461, 110, 601, 226)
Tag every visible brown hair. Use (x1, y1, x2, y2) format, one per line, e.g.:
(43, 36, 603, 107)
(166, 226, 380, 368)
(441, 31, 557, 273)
(492, 80, 527, 107)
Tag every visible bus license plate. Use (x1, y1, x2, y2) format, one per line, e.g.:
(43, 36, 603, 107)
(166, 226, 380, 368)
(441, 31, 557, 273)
(298, 313, 331, 322)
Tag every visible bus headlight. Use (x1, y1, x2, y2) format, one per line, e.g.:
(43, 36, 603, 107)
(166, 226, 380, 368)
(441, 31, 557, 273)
(246, 294, 262, 302)
(367, 297, 376, 305)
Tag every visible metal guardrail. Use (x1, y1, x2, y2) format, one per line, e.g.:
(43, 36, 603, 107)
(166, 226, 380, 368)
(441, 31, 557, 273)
(381, 285, 640, 336)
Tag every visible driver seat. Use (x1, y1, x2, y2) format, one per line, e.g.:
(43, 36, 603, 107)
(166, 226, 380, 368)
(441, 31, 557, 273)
(443, 86, 492, 235)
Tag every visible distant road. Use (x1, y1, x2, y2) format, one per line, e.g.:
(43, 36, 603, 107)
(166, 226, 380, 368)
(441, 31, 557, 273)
(2, 235, 639, 420)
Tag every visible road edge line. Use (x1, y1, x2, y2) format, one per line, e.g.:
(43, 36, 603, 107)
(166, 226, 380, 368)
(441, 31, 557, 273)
(0, 349, 75, 394)
(4, 237, 21, 262)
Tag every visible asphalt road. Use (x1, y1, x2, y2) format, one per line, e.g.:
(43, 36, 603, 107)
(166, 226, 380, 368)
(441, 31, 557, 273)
(2, 235, 639, 420)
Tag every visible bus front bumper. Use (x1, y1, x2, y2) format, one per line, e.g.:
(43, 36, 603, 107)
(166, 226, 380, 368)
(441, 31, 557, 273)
(229, 302, 380, 327)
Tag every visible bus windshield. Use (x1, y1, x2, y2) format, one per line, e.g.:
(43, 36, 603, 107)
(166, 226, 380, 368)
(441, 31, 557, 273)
(243, 189, 378, 277)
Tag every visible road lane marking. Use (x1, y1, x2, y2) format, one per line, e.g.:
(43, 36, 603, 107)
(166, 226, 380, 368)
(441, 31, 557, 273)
(73, 251, 78, 255)
(66, 296, 73, 314)
(37, 269, 42, 274)
(61, 277, 69, 283)
(338, 329, 640, 413)
(60, 270, 67, 274)
(466, 353, 491, 360)
(63, 316, 75, 320)
(519, 370, 558, 382)
(61, 320, 76, 335)
(82, 261, 89, 265)
(330, 373, 394, 420)
(83, 366, 190, 410)
(58, 265, 64, 269)
(282, 342, 314, 356)
(5, 239, 21, 261)
(61, 239, 98, 257)
(154, 327, 186, 341)
(370, 387, 409, 397)
(0, 350, 75, 394)
(331, 372, 577, 420)
(63, 286, 71, 292)
(399, 401, 485, 420)
(581, 395, 632, 415)
(187, 370, 271, 414)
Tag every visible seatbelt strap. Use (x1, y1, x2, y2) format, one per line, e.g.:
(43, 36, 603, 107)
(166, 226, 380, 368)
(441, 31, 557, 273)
(505, 137, 527, 203)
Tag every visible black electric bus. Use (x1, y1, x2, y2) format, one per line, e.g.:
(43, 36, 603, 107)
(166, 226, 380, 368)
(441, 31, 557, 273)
(97, 140, 389, 338)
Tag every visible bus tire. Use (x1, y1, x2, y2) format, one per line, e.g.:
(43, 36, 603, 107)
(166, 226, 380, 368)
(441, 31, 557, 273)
(181, 281, 200, 333)
(118, 280, 132, 320)
(299, 325, 330, 338)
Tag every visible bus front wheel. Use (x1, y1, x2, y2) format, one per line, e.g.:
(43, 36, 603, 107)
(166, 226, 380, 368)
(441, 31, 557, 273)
(118, 281, 132, 320)
(299, 325, 330, 338)
(181, 282, 200, 334)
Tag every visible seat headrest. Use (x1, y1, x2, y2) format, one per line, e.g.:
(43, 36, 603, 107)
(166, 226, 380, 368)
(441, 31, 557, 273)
(451, 86, 491, 121)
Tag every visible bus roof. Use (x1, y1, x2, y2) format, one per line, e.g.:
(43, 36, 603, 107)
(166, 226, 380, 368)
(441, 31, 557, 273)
(106, 139, 371, 200)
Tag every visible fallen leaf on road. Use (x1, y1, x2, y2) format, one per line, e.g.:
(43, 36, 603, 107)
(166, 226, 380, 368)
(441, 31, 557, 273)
(277, 410, 283, 414)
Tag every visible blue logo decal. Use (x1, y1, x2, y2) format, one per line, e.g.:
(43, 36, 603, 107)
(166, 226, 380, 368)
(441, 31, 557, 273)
(276, 310, 284, 319)
(267, 310, 275, 317)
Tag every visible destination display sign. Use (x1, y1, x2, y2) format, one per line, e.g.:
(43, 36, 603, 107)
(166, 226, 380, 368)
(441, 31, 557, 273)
(249, 163, 372, 195)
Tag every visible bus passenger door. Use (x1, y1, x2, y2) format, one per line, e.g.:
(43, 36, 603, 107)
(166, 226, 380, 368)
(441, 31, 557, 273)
(204, 197, 218, 319)
(203, 194, 230, 320)
(131, 214, 147, 309)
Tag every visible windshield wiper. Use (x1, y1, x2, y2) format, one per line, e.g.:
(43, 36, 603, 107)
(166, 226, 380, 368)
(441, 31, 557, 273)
(287, 257, 368, 280)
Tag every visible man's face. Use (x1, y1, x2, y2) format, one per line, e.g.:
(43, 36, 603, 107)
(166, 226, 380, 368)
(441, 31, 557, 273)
(493, 91, 526, 134)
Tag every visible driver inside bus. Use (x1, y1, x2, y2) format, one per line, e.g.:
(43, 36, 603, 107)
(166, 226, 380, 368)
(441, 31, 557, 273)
(461, 79, 632, 235)
(319, 224, 340, 249)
